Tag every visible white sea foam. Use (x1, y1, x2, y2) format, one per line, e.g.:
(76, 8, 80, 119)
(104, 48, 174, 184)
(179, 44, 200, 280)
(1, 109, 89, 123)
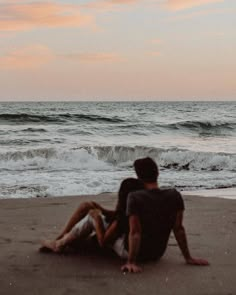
(0, 145, 235, 199)
(0, 146, 235, 172)
(0, 148, 110, 171)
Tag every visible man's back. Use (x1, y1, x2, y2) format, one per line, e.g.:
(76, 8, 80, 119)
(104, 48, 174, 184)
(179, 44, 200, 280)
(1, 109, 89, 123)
(127, 188, 184, 261)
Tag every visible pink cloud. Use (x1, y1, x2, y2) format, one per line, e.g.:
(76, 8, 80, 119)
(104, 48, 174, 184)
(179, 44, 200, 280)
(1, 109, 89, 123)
(165, 0, 224, 11)
(109, 0, 139, 3)
(147, 51, 161, 57)
(0, 44, 124, 69)
(151, 38, 162, 44)
(0, 45, 54, 69)
(0, 32, 13, 38)
(108, 0, 138, 3)
(167, 7, 231, 21)
(0, 2, 94, 31)
(63, 52, 124, 63)
(83, 0, 139, 11)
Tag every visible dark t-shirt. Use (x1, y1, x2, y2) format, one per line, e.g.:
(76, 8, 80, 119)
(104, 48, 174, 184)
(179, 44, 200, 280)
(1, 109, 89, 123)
(126, 188, 184, 261)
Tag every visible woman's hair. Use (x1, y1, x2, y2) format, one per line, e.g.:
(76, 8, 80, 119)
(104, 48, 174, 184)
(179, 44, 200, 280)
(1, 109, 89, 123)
(116, 178, 144, 216)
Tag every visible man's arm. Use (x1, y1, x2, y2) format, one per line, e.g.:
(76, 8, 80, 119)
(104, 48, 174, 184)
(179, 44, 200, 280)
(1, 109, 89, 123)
(121, 215, 142, 273)
(173, 210, 209, 266)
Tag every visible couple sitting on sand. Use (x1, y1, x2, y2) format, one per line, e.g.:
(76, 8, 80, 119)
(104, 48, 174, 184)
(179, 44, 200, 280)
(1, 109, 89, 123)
(41, 157, 209, 273)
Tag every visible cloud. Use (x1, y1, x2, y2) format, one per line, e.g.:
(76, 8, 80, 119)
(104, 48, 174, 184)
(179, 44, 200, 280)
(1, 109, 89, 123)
(151, 38, 162, 44)
(0, 2, 94, 31)
(109, 0, 139, 3)
(167, 7, 231, 21)
(0, 32, 13, 38)
(0, 45, 124, 69)
(83, 0, 139, 11)
(62, 52, 124, 63)
(147, 51, 161, 57)
(165, 0, 224, 11)
(0, 45, 54, 69)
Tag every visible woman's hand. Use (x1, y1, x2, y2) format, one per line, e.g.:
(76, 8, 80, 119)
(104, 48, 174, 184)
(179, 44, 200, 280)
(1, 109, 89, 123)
(88, 208, 102, 219)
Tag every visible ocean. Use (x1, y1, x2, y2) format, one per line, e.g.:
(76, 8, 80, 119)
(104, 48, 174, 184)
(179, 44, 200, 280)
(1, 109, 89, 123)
(0, 101, 235, 199)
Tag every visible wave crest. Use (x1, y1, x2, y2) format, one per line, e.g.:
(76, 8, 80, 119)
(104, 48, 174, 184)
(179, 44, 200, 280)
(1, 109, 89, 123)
(88, 145, 236, 172)
(0, 146, 235, 172)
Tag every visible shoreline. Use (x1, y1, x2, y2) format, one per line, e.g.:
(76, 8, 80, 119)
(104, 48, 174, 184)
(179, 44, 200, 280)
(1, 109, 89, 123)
(183, 187, 236, 200)
(1, 187, 235, 201)
(0, 193, 235, 294)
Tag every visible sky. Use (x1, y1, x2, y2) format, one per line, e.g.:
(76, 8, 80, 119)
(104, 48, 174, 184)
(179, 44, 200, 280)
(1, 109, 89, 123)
(0, 0, 235, 101)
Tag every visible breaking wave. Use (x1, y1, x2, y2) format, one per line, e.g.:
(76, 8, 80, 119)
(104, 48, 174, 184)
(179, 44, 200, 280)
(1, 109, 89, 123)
(0, 145, 235, 173)
(89, 146, 236, 172)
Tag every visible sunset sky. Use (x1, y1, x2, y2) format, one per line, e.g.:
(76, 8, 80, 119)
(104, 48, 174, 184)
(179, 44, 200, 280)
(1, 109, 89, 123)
(0, 0, 235, 101)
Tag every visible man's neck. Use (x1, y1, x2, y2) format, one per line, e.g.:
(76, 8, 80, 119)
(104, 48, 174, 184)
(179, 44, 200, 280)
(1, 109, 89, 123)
(144, 182, 158, 190)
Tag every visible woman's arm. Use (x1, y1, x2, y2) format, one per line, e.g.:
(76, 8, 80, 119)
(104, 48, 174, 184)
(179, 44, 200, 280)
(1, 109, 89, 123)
(103, 220, 120, 245)
(91, 202, 116, 220)
(88, 210, 120, 247)
(88, 209, 106, 247)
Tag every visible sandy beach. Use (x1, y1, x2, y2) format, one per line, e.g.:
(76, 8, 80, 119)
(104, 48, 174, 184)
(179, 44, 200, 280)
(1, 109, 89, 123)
(0, 193, 235, 295)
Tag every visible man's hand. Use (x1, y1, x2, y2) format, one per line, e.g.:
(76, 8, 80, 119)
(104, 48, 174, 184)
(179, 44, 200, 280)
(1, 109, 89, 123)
(186, 257, 209, 266)
(173, 211, 209, 266)
(121, 263, 142, 273)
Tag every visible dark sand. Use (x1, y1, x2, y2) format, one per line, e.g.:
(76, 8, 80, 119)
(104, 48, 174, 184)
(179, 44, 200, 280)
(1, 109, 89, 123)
(0, 193, 235, 295)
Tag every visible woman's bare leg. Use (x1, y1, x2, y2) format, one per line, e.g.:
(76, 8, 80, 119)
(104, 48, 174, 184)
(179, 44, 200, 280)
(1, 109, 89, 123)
(42, 232, 78, 253)
(56, 201, 101, 240)
(41, 212, 104, 253)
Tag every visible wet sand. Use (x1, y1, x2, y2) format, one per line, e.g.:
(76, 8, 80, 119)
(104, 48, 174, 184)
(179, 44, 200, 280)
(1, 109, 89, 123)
(0, 193, 235, 295)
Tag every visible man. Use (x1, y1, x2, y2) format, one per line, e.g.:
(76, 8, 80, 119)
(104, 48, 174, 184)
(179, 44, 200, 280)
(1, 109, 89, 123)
(121, 157, 209, 273)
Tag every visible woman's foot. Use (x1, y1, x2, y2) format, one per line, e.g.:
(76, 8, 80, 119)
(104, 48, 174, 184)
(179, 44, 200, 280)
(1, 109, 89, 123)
(38, 245, 53, 253)
(40, 240, 63, 253)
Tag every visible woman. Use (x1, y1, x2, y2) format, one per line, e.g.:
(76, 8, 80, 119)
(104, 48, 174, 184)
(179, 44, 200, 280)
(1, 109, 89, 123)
(40, 178, 144, 258)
